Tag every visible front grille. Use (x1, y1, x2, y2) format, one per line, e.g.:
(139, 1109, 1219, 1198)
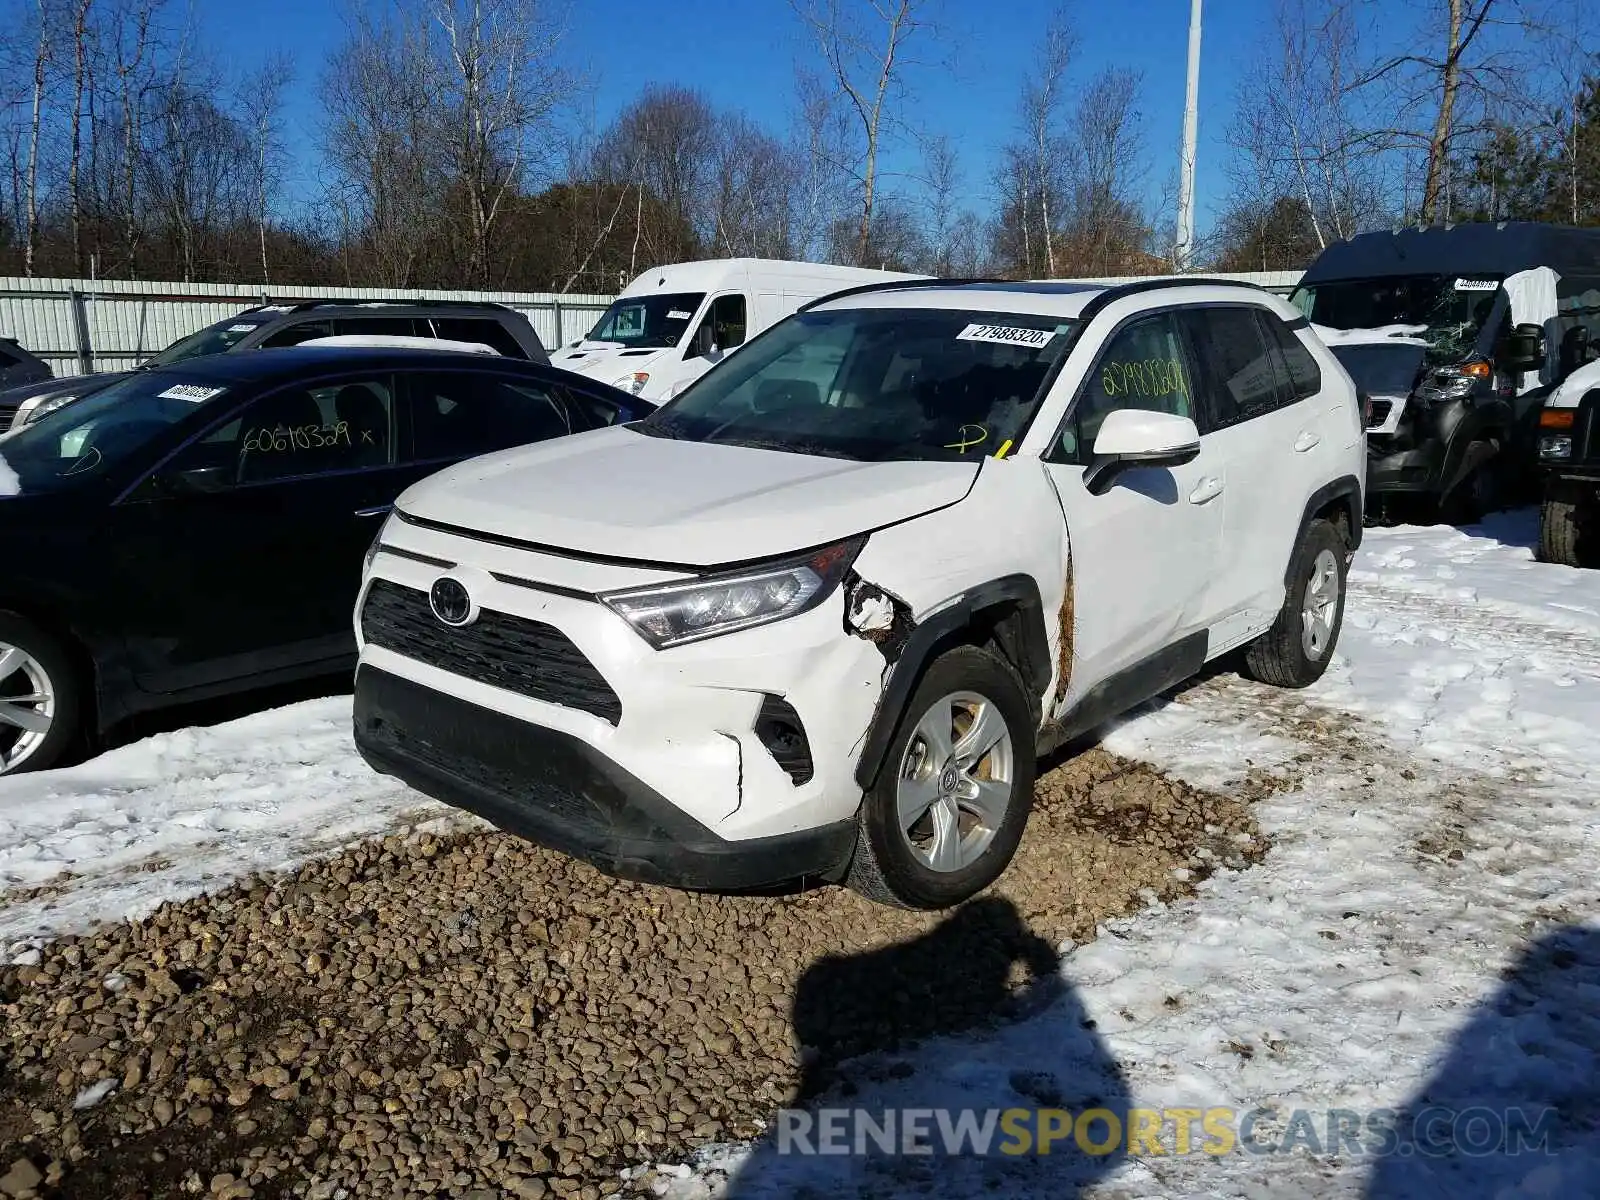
(1366, 399, 1392, 427)
(0, 400, 18, 428)
(361, 579, 622, 724)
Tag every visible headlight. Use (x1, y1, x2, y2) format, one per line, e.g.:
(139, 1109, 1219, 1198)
(12, 392, 78, 428)
(362, 514, 393, 576)
(613, 372, 649, 396)
(599, 538, 864, 648)
(1539, 435, 1573, 459)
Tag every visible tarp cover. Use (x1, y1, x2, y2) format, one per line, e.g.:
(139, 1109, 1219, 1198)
(1300, 223, 1600, 284)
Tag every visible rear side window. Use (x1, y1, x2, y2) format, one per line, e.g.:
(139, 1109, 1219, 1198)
(260, 320, 333, 348)
(1182, 308, 1289, 428)
(0, 344, 19, 368)
(409, 371, 578, 462)
(1260, 312, 1321, 400)
(432, 317, 528, 358)
(335, 316, 425, 338)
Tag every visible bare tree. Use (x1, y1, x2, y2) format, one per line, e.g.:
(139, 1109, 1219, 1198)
(22, 0, 51, 275)
(792, 0, 934, 264)
(1019, 5, 1073, 276)
(426, 0, 570, 285)
(1059, 67, 1152, 274)
(238, 53, 291, 285)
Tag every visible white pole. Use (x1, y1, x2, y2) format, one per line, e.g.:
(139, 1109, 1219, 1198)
(1175, 0, 1202, 270)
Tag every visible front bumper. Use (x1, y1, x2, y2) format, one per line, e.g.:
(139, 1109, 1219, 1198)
(355, 666, 857, 889)
(1366, 440, 1443, 494)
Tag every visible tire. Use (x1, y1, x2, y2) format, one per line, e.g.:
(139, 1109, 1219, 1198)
(1242, 518, 1348, 689)
(1437, 439, 1500, 526)
(1538, 482, 1597, 568)
(846, 645, 1036, 910)
(0, 612, 82, 775)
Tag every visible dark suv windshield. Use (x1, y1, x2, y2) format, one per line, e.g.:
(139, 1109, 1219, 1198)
(0, 372, 230, 493)
(639, 307, 1078, 462)
(145, 317, 269, 367)
(1292, 275, 1501, 365)
(584, 293, 705, 349)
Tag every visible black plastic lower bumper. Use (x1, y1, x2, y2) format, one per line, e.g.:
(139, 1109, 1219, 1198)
(1367, 441, 1444, 495)
(353, 666, 857, 891)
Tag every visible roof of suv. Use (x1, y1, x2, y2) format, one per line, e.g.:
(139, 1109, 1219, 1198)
(804, 276, 1287, 322)
(238, 298, 523, 318)
(145, 344, 557, 386)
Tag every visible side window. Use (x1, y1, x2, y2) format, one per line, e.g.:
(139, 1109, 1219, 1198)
(1260, 312, 1322, 400)
(432, 317, 529, 359)
(408, 371, 576, 462)
(334, 316, 423, 338)
(259, 320, 333, 348)
(691, 295, 748, 355)
(165, 376, 396, 485)
(1049, 313, 1194, 464)
(1182, 308, 1288, 429)
(0, 345, 19, 368)
(1555, 276, 1600, 381)
(561, 382, 637, 428)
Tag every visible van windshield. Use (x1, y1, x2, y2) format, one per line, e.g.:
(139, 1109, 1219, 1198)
(637, 307, 1078, 462)
(584, 293, 705, 349)
(1291, 274, 1501, 365)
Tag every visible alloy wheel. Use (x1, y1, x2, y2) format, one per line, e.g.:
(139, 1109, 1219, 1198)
(0, 642, 55, 773)
(895, 690, 1015, 873)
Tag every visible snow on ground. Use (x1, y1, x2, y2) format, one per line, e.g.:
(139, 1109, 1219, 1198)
(3, 508, 1598, 1198)
(655, 509, 1600, 1199)
(0, 698, 450, 944)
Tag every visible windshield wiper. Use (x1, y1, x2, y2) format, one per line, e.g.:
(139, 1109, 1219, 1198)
(712, 434, 864, 461)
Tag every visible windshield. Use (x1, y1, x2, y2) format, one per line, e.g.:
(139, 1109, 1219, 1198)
(144, 316, 269, 367)
(0, 372, 230, 493)
(1291, 275, 1501, 365)
(584, 293, 705, 349)
(638, 307, 1079, 462)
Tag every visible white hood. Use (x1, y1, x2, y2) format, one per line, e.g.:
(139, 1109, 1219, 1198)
(395, 424, 978, 566)
(550, 344, 668, 385)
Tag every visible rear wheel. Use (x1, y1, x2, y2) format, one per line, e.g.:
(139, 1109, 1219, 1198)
(0, 613, 81, 775)
(846, 645, 1035, 909)
(1242, 519, 1348, 689)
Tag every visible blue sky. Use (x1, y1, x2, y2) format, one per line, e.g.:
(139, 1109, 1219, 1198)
(206, 0, 1264, 240)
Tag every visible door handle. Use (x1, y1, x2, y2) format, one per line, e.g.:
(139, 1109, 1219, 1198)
(1293, 431, 1322, 453)
(1188, 476, 1224, 505)
(354, 505, 391, 518)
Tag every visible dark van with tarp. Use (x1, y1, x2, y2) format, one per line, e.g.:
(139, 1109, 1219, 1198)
(1290, 222, 1600, 523)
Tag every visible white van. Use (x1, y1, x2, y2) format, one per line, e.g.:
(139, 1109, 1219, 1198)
(552, 258, 925, 403)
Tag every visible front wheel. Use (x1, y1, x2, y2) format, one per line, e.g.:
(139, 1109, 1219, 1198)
(846, 646, 1036, 909)
(1537, 481, 1598, 568)
(1241, 519, 1348, 689)
(0, 613, 82, 775)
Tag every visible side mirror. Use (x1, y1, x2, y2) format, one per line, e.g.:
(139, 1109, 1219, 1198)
(1502, 323, 1546, 373)
(1084, 409, 1201, 496)
(162, 464, 232, 494)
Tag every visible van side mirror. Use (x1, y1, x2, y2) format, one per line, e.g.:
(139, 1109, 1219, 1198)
(1084, 409, 1201, 496)
(1502, 323, 1545, 373)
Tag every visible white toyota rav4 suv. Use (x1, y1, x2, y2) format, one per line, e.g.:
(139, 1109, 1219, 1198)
(352, 278, 1364, 909)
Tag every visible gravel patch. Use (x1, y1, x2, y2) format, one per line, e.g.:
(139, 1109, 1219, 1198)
(0, 748, 1266, 1199)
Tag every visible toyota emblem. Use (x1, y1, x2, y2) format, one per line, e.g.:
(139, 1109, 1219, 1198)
(429, 576, 475, 627)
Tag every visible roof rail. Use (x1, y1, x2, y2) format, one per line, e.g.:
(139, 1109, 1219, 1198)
(795, 276, 1009, 312)
(243, 297, 517, 315)
(1076, 275, 1271, 324)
